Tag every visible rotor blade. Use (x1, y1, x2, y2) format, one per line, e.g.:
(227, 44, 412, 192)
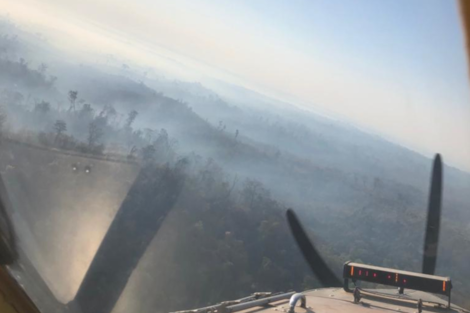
(0, 172, 17, 265)
(422, 154, 443, 275)
(286, 208, 341, 287)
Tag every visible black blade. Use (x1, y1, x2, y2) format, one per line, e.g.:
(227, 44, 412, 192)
(422, 154, 443, 275)
(0, 172, 17, 265)
(286, 208, 341, 287)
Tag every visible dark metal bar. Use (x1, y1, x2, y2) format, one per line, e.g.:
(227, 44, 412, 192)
(227, 292, 295, 312)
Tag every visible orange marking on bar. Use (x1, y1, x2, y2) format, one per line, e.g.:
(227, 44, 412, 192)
(443, 281, 446, 292)
(351, 266, 354, 276)
(395, 273, 398, 283)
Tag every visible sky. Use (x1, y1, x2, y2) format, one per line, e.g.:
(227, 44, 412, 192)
(1, 0, 470, 171)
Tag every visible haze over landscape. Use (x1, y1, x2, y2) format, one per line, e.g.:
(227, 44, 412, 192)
(0, 1, 469, 313)
(2, 0, 470, 171)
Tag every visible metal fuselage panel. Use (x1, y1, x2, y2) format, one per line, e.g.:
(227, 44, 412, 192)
(236, 288, 466, 313)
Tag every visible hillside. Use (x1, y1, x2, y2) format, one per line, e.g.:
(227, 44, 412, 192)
(0, 18, 469, 312)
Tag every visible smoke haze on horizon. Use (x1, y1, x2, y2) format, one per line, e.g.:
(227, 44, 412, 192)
(1, 0, 470, 171)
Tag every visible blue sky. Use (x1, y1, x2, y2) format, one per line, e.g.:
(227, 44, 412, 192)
(2, 0, 470, 170)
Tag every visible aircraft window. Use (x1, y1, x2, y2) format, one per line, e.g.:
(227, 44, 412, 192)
(0, 1, 468, 313)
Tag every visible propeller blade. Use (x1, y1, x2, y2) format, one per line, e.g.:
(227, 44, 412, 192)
(286, 208, 341, 287)
(422, 154, 443, 275)
(0, 173, 17, 265)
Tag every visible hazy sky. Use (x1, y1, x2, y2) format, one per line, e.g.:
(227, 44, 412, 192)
(2, 0, 470, 170)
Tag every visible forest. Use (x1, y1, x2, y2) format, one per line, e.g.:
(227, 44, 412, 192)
(0, 17, 469, 312)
